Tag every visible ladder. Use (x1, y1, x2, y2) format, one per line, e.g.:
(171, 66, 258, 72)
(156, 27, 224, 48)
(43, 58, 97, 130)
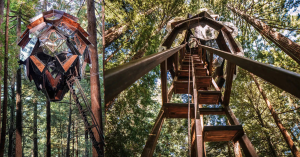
(66, 76, 104, 157)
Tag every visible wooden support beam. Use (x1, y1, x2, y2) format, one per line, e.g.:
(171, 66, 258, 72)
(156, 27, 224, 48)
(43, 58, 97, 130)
(141, 110, 165, 157)
(192, 57, 204, 157)
(104, 44, 185, 103)
(223, 106, 258, 157)
(174, 52, 179, 75)
(198, 108, 225, 115)
(167, 83, 174, 103)
(209, 52, 213, 76)
(223, 62, 235, 106)
(198, 44, 300, 99)
(161, 60, 167, 104)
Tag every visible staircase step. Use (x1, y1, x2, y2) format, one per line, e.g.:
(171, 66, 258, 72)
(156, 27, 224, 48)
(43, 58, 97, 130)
(198, 90, 221, 104)
(203, 125, 244, 142)
(174, 79, 193, 94)
(196, 76, 212, 88)
(195, 68, 207, 76)
(163, 103, 194, 118)
(199, 108, 225, 115)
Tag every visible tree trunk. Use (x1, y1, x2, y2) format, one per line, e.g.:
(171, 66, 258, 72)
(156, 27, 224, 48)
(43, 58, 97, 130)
(0, 0, 10, 155)
(227, 142, 232, 157)
(8, 77, 16, 156)
(76, 125, 78, 157)
(250, 73, 300, 156)
(85, 130, 89, 157)
(72, 121, 75, 157)
(46, 99, 51, 157)
(66, 93, 72, 157)
(0, 0, 5, 139)
(87, 0, 104, 156)
(227, 5, 300, 65)
(233, 142, 242, 157)
(15, 14, 22, 157)
(33, 99, 38, 157)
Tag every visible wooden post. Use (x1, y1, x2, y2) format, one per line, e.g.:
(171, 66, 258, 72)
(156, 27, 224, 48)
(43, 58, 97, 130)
(224, 106, 258, 157)
(141, 110, 165, 156)
(192, 57, 204, 156)
(223, 61, 235, 106)
(161, 60, 167, 104)
(209, 52, 213, 76)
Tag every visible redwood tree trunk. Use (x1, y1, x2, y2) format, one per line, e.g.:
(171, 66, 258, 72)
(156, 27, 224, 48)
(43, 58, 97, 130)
(250, 73, 300, 156)
(66, 93, 72, 156)
(46, 99, 51, 157)
(15, 68, 22, 157)
(0, 0, 4, 138)
(228, 5, 300, 65)
(15, 14, 22, 157)
(87, 0, 104, 156)
(0, 0, 10, 155)
(8, 78, 16, 156)
(33, 100, 38, 157)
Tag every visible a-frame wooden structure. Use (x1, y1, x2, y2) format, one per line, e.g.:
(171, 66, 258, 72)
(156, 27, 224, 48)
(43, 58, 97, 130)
(104, 11, 300, 157)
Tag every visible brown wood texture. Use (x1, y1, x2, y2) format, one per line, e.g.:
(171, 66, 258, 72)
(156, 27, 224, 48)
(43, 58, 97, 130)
(87, 0, 104, 156)
(142, 110, 165, 157)
(161, 60, 167, 104)
(191, 56, 204, 156)
(203, 125, 243, 142)
(223, 106, 258, 157)
(199, 44, 300, 99)
(198, 90, 221, 104)
(104, 44, 185, 103)
(196, 76, 212, 88)
(63, 55, 78, 72)
(199, 108, 225, 115)
(163, 103, 194, 118)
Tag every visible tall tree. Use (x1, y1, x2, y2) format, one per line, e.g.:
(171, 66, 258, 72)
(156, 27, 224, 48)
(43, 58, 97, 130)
(66, 94, 72, 156)
(15, 11, 22, 157)
(227, 4, 300, 65)
(87, 0, 104, 156)
(0, 0, 4, 139)
(33, 100, 38, 157)
(46, 99, 51, 157)
(0, 0, 10, 155)
(250, 73, 300, 156)
(8, 75, 16, 156)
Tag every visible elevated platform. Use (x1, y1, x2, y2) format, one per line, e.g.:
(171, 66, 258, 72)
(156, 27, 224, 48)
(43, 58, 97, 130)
(203, 125, 244, 142)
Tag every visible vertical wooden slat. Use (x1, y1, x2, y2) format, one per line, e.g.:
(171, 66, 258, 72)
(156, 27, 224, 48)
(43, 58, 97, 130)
(224, 106, 258, 157)
(223, 62, 235, 106)
(209, 52, 213, 76)
(174, 52, 179, 75)
(141, 110, 165, 157)
(192, 56, 204, 157)
(161, 60, 168, 104)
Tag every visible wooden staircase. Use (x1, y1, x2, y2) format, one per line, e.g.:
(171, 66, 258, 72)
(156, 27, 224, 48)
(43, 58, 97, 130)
(172, 49, 244, 153)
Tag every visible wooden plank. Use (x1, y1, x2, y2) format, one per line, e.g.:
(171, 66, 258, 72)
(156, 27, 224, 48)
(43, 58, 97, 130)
(161, 60, 167, 104)
(199, 108, 225, 115)
(209, 52, 213, 76)
(203, 125, 243, 142)
(198, 90, 221, 104)
(142, 110, 165, 157)
(192, 57, 204, 156)
(196, 76, 212, 88)
(223, 62, 235, 105)
(224, 106, 258, 157)
(163, 103, 194, 118)
(198, 43, 300, 99)
(104, 44, 185, 103)
(195, 68, 207, 76)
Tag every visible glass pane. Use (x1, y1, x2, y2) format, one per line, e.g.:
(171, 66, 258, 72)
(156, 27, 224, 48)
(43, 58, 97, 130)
(20, 36, 38, 61)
